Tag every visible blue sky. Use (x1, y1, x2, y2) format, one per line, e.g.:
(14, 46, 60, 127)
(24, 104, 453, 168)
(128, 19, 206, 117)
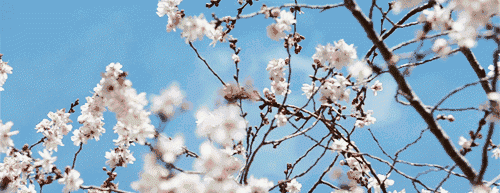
(0, 0, 499, 192)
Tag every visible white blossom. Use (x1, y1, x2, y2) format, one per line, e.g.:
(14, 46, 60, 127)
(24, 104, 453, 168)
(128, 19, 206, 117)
(331, 138, 349, 153)
(371, 80, 383, 96)
(432, 38, 452, 58)
(178, 14, 214, 44)
(105, 146, 136, 168)
(244, 175, 274, 193)
(194, 141, 243, 180)
(348, 60, 372, 83)
(150, 82, 185, 121)
(161, 172, 205, 193)
(131, 153, 171, 193)
(0, 121, 17, 153)
(58, 168, 84, 193)
(0, 58, 13, 91)
(302, 83, 318, 99)
(157, 134, 185, 163)
(34, 149, 57, 172)
(367, 174, 394, 193)
(312, 40, 357, 70)
(459, 136, 472, 149)
(275, 113, 287, 127)
(492, 148, 500, 159)
(266, 10, 296, 41)
(286, 179, 302, 193)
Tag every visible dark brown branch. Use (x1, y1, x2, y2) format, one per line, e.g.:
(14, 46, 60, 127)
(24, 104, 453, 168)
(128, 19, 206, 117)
(343, 0, 477, 184)
(188, 41, 226, 86)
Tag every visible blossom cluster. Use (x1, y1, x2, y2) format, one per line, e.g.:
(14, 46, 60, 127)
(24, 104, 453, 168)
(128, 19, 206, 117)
(312, 40, 358, 71)
(266, 10, 296, 41)
(34, 109, 73, 152)
(150, 82, 187, 122)
(319, 75, 351, 104)
(266, 58, 290, 96)
(0, 54, 13, 91)
(157, 0, 229, 46)
(195, 105, 247, 147)
(403, 0, 500, 49)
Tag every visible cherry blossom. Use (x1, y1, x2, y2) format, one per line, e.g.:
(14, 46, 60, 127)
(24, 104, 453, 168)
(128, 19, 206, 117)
(319, 75, 351, 104)
(286, 179, 302, 193)
(0, 121, 17, 153)
(275, 113, 287, 127)
(331, 138, 349, 153)
(371, 80, 383, 96)
(244, 175, 274, 193)
(105, 146, 136, 168)
(157, 134, 185, 163)
(432, 38, 452, 58)
(131, 153, 171, 193)
(266, 10, 296, 41)
(161, 172, 205, 193)
(492, 148, 500, 159)
(194, 141, 242, 180)
(312, 40, 357, 70)
(150, 82, 186, 121)
(301, 83, 318, 99)
(266, 58, 290, 96)
(348, 60, 373, 83)
(58, 168, 84, 193)
(367, 174, 394, 193)
(34, 149, 57, 172)
(196, 105, 248, 147)
(0, 57, 12, 91)
(459, 136, 472, 149)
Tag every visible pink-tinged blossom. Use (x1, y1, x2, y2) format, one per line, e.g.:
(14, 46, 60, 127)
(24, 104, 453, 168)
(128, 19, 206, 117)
(418, 5, 452, 31)
(367, 174, 394, 193)
(487, 61, 500, 77)
(34, 149, 57, 172)
(0, 57, 12, 91)
(157, 134, 184, 163)
(204, 177, 243, 193)
(150, 82, 186, 121)
(371, 80, 383, 96)
(131, 153, 171, 193)
(244, 175, 274, 193)
(354, 110, 377, 128)
(267, 10, 296, 41)
(0, 121, 17, 153)
(319, 75, 351, 104)
(35, 109, 73, 152)
(459, 136, 472, 149)
(178, 14, 214, 44)
(286, 179, 302, 193)
(331, 138, 349, 153)
(266, 58, 290, 96)
(195, 105, 247, 147)
(492, 148, 500, 159)
(19, 184, 36, 193)
(58, 168, 84, 193)
(99, 63, 156, 146)
(312, 40, 357, 70)
(194, 141, 242, 180)
(432, 38, 452, 58)
(161, 172, 205, 193)
(392, 0, 424, 14)
(72, 95, 106, 146)
(105, 146, 136, 168)
(302, 83, 318, 99)
(275, 113, 287, 127)
(232, 54, 240, 63)
(348, 60, 372, 83)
